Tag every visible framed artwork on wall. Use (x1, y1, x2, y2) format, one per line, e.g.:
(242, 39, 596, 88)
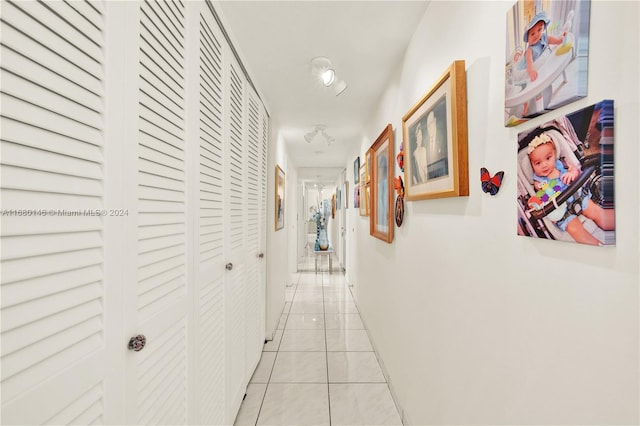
(516, 100, 615, 246)
(359, 165, 368, 216)
(402, 60, 468, 201)
(504, 0, 591, 127)
(344, 181, 349, 209)
(275, 165, 285, 231)
(354, 157, 360, 184)
(369, 124, 394, 243)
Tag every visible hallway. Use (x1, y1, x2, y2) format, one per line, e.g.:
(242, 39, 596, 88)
(234, 247, 402, 425)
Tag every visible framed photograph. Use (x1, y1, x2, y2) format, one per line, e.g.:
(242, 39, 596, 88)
(354, 185, 360, 208)
(369, 124, 394, 243)
(336, 186, 341, 210)
(402, 60, 468, 201)
(504, 0, 591, 127)
(365, 149, 372, 183)
(275, 165, 285, 231)
(343, 181, 349, 209)
(359, 165, 368, 216)
(331, 194, 336, 219)
(354, 157, 360, 184)
(516, 100, 615, 246)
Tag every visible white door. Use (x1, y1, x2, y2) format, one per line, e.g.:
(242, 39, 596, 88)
(1, 1, 112, 424)
(125, 1, 190, 424)
(188, 2, 227, 424)
(225, 56, 247, 420)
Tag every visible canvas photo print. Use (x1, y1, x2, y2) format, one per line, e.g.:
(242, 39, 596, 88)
(505, 0, 591, 127)
(516, 100, 615, 246)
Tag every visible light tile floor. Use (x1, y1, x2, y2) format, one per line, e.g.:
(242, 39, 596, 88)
(234, 244, 403, 426)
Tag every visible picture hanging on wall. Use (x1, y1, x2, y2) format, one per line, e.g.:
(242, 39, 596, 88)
(336, 186, 341, 210)
(402, 60, 469, 201)
(275, 165, 285, 231)
(354, 185, 360, 209)
(516, 100, 615, 246)
(359, 165, 368, 216)
(370, 124, 394, 243)
(344, 181, 349, 209)
(505, 0, 591, 127)
(354, 157, 360, 184)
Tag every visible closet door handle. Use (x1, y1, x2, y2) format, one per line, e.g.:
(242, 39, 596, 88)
(257, 253, 264, 259)
(225, 263, 233, 271)
(128, 335, 146, 352)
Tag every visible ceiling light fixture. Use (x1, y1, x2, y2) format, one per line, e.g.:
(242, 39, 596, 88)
(304, 125, 334, 146)
(310, 56, 347, 96)
(321, 69, 335, 86)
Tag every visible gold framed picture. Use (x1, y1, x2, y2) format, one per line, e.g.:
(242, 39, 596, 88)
(402, 60, 469, 201)
(275, 165, 285, 230)
(369, 124, 394, 243)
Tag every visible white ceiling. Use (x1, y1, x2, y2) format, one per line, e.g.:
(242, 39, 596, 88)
(216, 0, 429, 184)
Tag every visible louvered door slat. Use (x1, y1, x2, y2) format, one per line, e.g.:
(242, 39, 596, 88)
(1, 265, 101, 308)
(1, 70, 102, 129)
(38, 0, 103, 49)
(0, 19, 102, 94)
(1, 117, 102, 162)
(2, 95, 102, 144)
(1, 46, 103, 112)
(0, 6, 106, 423)
(1, 140, 101, 179)
(45, 383, 103, 425)
(2, 164, 101, 195)
(64, 0, 104, 27)
(9, 0, 103, 62)
(2, 1, 103, 79)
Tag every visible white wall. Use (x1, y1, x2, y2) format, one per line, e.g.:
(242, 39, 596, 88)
(265, 122, 290, 339)
(354, 1, 639, 424)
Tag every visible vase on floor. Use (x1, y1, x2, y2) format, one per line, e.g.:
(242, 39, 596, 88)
(317, 227, 329, 251)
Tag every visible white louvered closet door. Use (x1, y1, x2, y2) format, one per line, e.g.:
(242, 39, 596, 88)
(189, 2, 227, 424)
(0, 1, 110, 424)
(128, 0, 189, 424)
(225, 54, 248, 418)
(244, 90, 266, 372)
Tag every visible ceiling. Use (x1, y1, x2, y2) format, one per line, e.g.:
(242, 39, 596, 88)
(216, 1, 429, 186)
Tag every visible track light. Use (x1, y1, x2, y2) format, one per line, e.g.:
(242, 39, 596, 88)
(311, 56, 347, 96)
(321, 69, 335, 86)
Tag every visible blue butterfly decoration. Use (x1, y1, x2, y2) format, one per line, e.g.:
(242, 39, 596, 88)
(480, 167, 504, 196)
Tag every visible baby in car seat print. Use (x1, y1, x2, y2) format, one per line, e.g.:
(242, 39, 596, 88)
(523, 129, 614, 245)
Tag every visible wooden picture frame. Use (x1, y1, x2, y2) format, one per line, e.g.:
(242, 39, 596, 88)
(369, 124, 394, 243)
(344, 181, 349, 209)
(359, 165, 368, 216)
(275, 165, 285, 230)
(402, 60, 468, 201)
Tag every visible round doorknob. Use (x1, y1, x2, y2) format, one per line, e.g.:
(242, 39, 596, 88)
(128, 335, 146, 352)
(225, 263, 233, 270)
(257, 253, 264, 259)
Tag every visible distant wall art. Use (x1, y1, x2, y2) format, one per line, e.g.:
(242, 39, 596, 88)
(516, 100, 615, 246)
(275, 165, 285, 231)
(505, 0, 591, 127)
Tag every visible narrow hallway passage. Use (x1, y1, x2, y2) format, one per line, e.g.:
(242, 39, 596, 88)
(234, 246, 402, 425)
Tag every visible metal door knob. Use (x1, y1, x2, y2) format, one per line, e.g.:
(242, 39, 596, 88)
(257, 253, 264, 259)
(225, 263, 233, 270)
(128, 335, 146, 352)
